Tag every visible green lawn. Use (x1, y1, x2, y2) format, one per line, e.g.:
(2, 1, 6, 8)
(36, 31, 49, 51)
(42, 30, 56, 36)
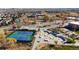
(66, 37, 76, 43)
(39, 44, 79, 50)
(75, 31, 79, 34)
(49, 45, 79, 50)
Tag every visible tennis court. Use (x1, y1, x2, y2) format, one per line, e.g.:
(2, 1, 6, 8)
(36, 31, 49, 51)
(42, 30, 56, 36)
(7, 31, 34, 42)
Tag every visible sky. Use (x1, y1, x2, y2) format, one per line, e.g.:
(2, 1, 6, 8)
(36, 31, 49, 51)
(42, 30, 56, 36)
(0, 0, 78, 8)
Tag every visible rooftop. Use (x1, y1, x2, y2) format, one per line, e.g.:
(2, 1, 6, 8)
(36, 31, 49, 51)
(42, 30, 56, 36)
(69, 21, 79, 25)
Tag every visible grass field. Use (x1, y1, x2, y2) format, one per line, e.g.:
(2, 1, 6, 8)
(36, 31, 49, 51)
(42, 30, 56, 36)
(49, 45, 79, 50)
(75, 31, 79, 35)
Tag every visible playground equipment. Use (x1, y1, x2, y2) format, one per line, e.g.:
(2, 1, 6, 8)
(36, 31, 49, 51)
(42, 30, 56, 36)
(7, 38, 17, 43)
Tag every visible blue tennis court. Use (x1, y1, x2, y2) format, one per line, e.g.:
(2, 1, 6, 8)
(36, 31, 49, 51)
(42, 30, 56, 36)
(7, 31, 34, 41)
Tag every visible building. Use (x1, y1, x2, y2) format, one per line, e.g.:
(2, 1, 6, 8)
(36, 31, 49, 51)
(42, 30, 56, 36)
(66, 21, 79, 31)
(66, 16, 76, 20)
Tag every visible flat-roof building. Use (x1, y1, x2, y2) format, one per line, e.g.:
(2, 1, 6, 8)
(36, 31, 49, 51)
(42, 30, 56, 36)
(66, 21, 79, 31)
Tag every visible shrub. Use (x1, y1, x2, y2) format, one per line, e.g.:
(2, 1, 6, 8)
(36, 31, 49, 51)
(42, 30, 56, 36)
(66, 38, 76, 43)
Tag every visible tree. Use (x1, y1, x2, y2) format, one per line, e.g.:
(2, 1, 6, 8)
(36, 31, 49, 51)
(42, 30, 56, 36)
(54, 40, 58, 48)
(59, 12, 67, 27)
(44, 15, 49, 21)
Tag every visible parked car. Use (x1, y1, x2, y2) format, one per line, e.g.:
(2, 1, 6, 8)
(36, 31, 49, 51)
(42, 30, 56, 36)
(5, 19, 12, 25)
(0, 20, 3, 26)
(44, 39, 48, 42)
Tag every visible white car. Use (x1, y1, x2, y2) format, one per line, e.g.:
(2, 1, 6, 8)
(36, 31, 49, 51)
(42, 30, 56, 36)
(5, 19, 12, 25)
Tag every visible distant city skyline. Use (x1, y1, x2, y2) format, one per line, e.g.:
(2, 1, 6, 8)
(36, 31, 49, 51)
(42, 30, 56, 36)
(0, 8, 79, 14)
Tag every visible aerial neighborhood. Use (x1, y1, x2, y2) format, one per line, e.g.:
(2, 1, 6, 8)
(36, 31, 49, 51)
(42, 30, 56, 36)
(0, 8, 79, 50)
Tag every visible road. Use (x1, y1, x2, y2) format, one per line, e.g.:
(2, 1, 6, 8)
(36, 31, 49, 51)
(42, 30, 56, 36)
(0, 25, 12, 30)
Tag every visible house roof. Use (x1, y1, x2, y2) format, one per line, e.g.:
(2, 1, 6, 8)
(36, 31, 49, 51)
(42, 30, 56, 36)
(70, 21, 79, 26)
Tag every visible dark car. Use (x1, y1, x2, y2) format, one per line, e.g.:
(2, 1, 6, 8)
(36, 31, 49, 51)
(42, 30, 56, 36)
(0, 20, 4, 26)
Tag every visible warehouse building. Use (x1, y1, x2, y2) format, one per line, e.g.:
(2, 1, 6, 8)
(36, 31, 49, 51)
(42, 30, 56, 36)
(65, 21, 79, 31)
